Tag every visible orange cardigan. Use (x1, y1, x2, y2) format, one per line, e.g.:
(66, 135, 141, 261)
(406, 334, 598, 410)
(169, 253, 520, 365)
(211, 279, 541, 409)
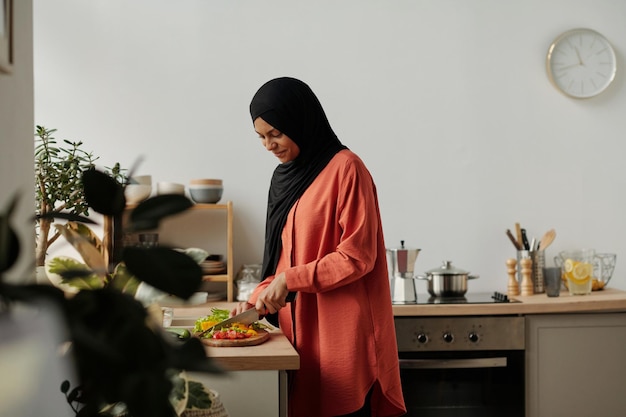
(250, 150, 406, 417)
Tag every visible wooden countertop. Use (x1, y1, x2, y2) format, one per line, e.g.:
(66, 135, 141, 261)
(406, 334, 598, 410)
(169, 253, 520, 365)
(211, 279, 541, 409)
(392, 287, 626, 317)
(168, 302, 299, 372)
(167, 290, 626, 369)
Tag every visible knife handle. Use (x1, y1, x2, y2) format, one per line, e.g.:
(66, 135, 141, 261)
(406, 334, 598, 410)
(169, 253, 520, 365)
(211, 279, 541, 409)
(521, 228, 530, 250)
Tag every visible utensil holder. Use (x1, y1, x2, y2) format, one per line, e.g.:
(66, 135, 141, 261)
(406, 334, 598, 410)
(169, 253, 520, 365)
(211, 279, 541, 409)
(517, 250, 545, 294)
(531, 250, 545, 293)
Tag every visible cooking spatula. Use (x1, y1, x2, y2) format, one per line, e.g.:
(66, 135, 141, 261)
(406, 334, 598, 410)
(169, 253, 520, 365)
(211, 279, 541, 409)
(538, 229, 556, 250)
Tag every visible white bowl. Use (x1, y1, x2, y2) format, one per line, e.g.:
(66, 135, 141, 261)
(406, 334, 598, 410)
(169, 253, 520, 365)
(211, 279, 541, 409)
(125, 184, 152, 204)
(157, 182, 185, 195)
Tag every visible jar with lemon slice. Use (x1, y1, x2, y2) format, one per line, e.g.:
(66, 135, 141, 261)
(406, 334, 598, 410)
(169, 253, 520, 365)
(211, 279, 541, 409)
(557, 249, 595, 295)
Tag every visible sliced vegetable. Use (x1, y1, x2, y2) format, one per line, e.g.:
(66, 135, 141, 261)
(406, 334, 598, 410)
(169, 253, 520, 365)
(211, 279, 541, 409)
(193, 308, 268, 340)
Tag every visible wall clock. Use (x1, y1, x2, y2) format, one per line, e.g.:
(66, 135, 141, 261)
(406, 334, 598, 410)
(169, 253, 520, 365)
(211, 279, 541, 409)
(546, 28, 617, 99)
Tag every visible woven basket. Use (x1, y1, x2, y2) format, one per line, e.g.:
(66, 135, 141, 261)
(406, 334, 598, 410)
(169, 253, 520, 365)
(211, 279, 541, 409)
(117, 389, 229, 417)
(182, 389, 229, 417)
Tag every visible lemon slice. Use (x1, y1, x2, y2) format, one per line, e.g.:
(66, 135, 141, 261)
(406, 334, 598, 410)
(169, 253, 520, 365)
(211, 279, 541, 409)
(569, 262, 592, 285)
(564, 259, 575, 273)
(572, 262, 592, 279)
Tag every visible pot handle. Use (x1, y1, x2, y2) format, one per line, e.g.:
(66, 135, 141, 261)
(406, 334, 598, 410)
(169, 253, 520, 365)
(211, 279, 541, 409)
(414, 275, 430, 280)
(468, 275, 480, 280)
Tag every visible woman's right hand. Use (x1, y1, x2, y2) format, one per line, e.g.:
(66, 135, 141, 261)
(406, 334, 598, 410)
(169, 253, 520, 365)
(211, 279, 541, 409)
(255, 271, 288, 314)
(231, 302, 255, 317)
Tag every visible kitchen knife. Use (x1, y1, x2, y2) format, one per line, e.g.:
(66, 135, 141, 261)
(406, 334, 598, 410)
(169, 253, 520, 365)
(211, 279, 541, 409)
(521, 228, 530, 250)
(197, 309, 260, 337)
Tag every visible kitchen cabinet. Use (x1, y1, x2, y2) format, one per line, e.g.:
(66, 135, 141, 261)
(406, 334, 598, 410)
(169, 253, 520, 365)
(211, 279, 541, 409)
(188, 370, 286, 417)
(525, 313, 626, 417)
(392, 290, 626, 417)
(126, 201, 235, 301)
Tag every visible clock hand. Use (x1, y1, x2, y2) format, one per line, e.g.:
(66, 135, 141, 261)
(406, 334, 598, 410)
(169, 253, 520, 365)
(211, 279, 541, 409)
(557, 63, 581, 71)
(574, 47, 584, 65)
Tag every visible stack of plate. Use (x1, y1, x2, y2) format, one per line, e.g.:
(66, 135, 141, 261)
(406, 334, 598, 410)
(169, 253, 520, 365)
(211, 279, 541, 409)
(201, 259, 226, 275)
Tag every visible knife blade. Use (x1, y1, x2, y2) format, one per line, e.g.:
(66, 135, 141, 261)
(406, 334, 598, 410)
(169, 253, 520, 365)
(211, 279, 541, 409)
(197, 309, 260, 337)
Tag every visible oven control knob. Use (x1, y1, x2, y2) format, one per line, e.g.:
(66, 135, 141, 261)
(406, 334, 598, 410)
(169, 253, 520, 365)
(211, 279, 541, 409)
(416, 333, 428, 344)
(468, 332, 479, 343)
(442, 332, 454, 343)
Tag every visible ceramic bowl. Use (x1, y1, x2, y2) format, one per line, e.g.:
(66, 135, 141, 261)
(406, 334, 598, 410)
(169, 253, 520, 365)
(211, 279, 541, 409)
(189, 185, 223, 204)
(125, 184, 152, 204)
(157, 182, 185, 195)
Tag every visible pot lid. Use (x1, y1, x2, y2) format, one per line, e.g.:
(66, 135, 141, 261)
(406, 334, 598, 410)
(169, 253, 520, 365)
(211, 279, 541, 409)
(386, 240, 420, 252)
(425, 260, 469, 275)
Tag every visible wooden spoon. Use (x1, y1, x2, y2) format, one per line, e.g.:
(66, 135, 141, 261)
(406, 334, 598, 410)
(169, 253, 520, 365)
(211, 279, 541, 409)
(538, 229, 556, 250)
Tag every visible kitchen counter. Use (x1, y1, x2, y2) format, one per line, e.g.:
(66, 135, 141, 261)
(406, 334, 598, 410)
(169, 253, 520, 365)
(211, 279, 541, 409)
(392, 287, 626, 316)
(168, 302, 299, 372)
(169, 302, 298, 416)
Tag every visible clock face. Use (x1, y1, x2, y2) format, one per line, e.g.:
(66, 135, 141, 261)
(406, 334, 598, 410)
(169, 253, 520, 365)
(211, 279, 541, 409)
(546, 28, 617, 99)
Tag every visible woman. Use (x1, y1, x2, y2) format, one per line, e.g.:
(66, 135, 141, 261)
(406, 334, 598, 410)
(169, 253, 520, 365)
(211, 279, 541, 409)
(236, 77, 406, 417)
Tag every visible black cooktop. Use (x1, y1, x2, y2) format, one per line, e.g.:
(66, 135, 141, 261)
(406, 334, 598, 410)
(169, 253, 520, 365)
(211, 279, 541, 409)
(412, 291, 514, 305)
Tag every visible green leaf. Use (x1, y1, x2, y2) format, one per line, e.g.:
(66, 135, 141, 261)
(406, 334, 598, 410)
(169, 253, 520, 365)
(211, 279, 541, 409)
(186, 380, 213, 410)
(0, 216, 20, 275)
(127, 194, 193, 232)
(53, 223, 107, 273)
(122, 247, 202, 299)
(108, 262, 140, 296)
(82, 168, 126, 216)
(46, 257, 105, 290)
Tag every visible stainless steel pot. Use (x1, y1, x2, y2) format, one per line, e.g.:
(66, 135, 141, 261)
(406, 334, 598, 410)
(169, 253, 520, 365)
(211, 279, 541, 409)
(416, 260, 479, 297)
(386, 241, 421, 304)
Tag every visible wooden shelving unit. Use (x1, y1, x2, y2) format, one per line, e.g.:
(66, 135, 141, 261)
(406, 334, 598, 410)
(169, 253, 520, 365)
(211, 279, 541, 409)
(192, 201, 234, 301)
(124, 200, 235, 301)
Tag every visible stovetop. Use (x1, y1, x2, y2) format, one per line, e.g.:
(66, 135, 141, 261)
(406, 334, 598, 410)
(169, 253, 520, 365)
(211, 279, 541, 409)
(408, 291, 515, 305)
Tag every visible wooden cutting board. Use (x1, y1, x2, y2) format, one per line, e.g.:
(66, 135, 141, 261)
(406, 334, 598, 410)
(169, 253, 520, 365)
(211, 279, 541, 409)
(197, 329, 270, 347)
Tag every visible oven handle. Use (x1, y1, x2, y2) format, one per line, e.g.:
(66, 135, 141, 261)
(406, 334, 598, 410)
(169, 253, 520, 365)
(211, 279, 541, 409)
(399, 357, 507, 369)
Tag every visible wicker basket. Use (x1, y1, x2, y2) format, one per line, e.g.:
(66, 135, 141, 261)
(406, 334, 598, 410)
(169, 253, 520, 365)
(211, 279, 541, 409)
(182, 389, 229, 417)
(117, 389, 229, 417)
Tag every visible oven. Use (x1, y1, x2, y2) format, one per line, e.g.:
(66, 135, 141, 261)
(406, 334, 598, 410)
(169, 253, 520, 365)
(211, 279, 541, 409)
(394, 293, 525, 417)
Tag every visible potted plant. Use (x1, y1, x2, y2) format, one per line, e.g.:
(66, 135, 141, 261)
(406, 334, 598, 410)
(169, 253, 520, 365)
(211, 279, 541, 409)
(1, 164, 227, 417)
(34, 125, 125, 267)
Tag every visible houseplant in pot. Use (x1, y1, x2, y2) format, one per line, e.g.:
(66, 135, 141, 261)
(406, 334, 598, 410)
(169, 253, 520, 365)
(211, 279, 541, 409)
(34, 125, 125, 267)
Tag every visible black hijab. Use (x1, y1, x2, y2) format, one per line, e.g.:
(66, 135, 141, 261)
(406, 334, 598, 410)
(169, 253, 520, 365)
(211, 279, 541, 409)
(250, 77, 347, 291)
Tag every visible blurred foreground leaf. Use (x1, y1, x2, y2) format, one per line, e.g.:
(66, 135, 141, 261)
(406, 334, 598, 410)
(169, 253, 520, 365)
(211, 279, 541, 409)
(82, 168, 125, 216)
(127, 195, 193, 232)
(123, 246, 202, 299)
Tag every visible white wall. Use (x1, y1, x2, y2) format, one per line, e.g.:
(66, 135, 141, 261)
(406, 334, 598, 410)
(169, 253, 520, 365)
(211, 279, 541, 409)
(0, 0, 34, 283)
(33, 0, 626, 293)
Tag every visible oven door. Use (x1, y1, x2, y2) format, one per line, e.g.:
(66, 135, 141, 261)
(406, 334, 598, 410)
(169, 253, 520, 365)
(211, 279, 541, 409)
(399, 350, 524, 417)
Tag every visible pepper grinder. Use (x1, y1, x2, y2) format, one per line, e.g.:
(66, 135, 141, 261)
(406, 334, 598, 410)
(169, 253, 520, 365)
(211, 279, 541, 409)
(520, 256, 534, 296)
(506, 258, 519, 296)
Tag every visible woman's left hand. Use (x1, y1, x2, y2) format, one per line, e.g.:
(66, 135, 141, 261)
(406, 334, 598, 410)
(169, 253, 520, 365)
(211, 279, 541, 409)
(255, 272, 289, 314)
